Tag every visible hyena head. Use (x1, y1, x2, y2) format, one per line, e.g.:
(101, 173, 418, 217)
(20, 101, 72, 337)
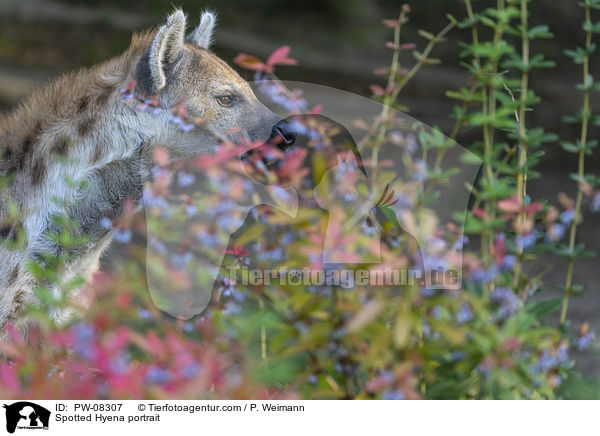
(135, 10, 294, 156)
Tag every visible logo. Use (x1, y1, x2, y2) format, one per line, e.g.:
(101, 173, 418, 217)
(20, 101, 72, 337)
(2, 402, 50, 433)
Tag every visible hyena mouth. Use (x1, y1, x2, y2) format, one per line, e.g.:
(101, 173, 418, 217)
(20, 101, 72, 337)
(240, 119, 299, 174)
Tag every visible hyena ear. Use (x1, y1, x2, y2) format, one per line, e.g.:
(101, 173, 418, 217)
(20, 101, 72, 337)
(144, 9, 187, 93)
(186, 10, 216, 49)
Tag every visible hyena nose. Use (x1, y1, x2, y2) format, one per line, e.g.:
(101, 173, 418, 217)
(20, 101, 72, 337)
(271, 120, 297, 148)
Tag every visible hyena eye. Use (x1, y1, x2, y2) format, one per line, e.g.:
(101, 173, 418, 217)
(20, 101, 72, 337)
(216, 95, 234, 107)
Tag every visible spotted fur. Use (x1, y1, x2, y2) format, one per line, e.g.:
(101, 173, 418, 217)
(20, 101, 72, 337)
(0, 9, 281, 333)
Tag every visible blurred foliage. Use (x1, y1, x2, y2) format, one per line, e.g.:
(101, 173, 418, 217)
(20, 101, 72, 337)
(1, 1, 600, 400)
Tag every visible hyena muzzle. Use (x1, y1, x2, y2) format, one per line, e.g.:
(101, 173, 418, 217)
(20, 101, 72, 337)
(0, 9, 296, 334)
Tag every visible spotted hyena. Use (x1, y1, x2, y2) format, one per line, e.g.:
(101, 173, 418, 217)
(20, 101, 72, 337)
(0, 10, 296, 332)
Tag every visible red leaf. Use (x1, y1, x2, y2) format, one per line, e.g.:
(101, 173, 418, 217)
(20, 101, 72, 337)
(233, 53, 267, 72)
(153, 147, 170, 166)
(276, 147, 307, 179)
(0, 363, 19, 392)
(267, 46, 290, 65)
(472, 207, 487, 218)
(497, 196, 521, 213)
(266, 46, 297, 67)
(369, 84, 386, 97)
(400, 43, 417, 50)
(524, 202, 544, 215)
(5, 323, 24, 345)
(382, 19, 399, 28)
(225, 245, 248, 256)
(385, 41, 399, 50)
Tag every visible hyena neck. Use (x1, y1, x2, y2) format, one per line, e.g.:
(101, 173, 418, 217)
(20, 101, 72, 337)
(0, 34, 175, 255)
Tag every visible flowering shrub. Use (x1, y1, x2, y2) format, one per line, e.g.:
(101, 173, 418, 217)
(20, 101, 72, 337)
(2, 1, 600, 400)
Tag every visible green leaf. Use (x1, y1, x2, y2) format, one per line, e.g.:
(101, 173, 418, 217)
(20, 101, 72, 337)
(527, 298, 563, 319)
(528, 25, 554, 39)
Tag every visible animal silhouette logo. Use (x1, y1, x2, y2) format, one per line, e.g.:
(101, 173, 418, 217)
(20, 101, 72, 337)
(2, 402, 50, 433)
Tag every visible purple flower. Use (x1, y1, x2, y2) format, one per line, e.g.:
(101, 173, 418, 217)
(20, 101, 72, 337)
(114, 228, 132, 243)
(178, 123, 195, 132)
(546, 223, 565, 242)
(382, 390, 405, 400)
(560, 209, 575, 224)
(471, 266, 500, 283)
(515, 232, 537, 251)
(454, 236, 469, 250)
(451, 351, 466, 362)
(530, 345, 568, 373)
(170, 251, 193, 269)
(72, 322, 95, 359)
(142, 188, 170, 214)
(576, 331, 596, 351)
(456, 303, 473, 325)
(110, 355, 129, 375)
(257, 246, 283, 262)
(181, 362, 201, 379)
(271, 186, 293, 203)
(100, 217, 113, 230)
(177, 171, 196, 187)
(151, 166, 170, 180)
(490, 287, 521, 319)
(138, 308, 152, 320)
(197, 230, 220, 248)
(501, 255, 517, 270)
(146, 366, 171, 384)
(592, 193, 600, 212)
(406, 134, 418, 154)
(168, 114, 183, 126)
(412, 159, 428, 182)
(185, 204, 198, 217)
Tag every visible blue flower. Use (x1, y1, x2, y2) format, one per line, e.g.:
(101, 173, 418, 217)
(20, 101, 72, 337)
(592, 193, 600, 212)
(456, 303, 473, 325)
(72, 322, 95, 359)
(177, 171, 196, 187)
(149, 237, 168, 255)
(490, 287, 521, 319)
(451, 351, 466, 362)
(546, 223, 565, 242)
(454, 236, 469, 250)
(185, 204, 198, 217)
(114, 228, 132, 243)
(100, 217, 113, 229)
(501, 255, 517, 270)
(146, 366, 171, 384)
(138, 308, 152, 320)
(576, 331, 596, 351)
(471, 265, 500, 283)
(382, 390, 405, 400)
(560, 209, 575, 224)
(178, 123, 195, 133)
(515, 232, 537, 251)
(170, 251, 193, 269)
(181, 362, 201, 379)
(412, 159, 428, 182)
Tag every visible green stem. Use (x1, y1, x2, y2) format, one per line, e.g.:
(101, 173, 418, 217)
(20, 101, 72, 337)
(561, 0, 593, 324)
(513, 0, 530, 288)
